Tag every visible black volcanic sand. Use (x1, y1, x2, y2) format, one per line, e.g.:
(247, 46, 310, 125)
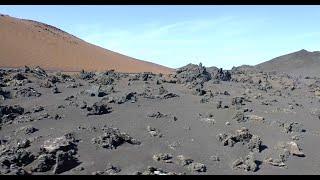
(1, 65, 320, 175)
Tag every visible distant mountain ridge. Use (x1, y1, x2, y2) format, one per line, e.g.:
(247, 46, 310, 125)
(256, 49, 320, 77)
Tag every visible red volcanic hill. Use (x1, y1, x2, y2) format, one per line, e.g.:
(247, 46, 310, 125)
(0, 14, 174, 74)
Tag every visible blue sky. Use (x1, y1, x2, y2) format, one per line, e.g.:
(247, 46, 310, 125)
(1, 5, 320, 69)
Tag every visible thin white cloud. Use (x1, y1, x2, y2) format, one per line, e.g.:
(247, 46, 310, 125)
(292, 32, 320, 40)
(72, 15, 268, 69)
(138, 16, 236, 39)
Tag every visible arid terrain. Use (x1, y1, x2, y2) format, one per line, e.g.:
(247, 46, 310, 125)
(1, 14, 320, 175)
(1, 62, 320, 175)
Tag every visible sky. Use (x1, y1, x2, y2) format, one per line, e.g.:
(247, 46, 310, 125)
(1, 5, 320, 69)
